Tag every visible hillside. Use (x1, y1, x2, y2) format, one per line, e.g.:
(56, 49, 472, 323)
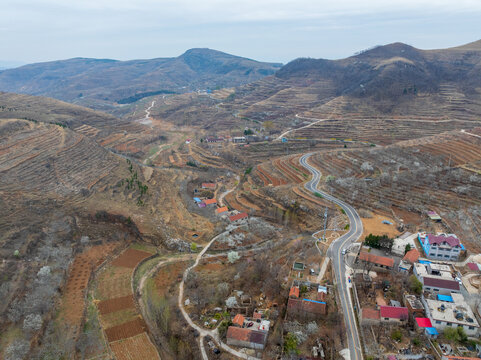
(0, 49, 282, 109)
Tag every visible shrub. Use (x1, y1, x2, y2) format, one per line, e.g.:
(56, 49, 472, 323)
(409, 275, 423, 295)
(228, 251, 240, 263)
(391, 329, 402, 342)
(284, 332, 299, 355)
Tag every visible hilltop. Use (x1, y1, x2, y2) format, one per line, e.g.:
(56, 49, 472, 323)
(0, 49, 282, 109)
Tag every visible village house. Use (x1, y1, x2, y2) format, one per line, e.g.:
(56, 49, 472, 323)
(360, 308, 381, 325)
(201, 182, 216, 190)
(414, 262, 461, 294)
(287, 286, 327, 318)
(415, 317, 439, 338)
(226, 313, 271, 350)
(404, 294, 425, 319)
(233, 136, 247, 143)
(216, 206, 228, 214)
(398, 248, 421, 273)
(226, 327, 268, 350)
(379, 305, 409, 324)
(202, 198, 217, 207)
(418, 233, 464, 261)
(358, 251, 395, 271)
(422, 292, 480, 336)
(228, 212, 248, 223)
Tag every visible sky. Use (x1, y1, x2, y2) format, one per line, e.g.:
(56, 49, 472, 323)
(2, 0, 481, 66)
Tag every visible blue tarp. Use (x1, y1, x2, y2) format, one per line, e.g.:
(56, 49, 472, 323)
(425, 327, 439, 335)
(460, 243, 466, 250)
(302, 298, 326, 305)
(437, 294, 453, 302)
(193, 197, 201, 203)
(419, 260, 431, 265)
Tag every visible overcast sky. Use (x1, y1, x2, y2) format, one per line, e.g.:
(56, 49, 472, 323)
(2, 0, 481, 66)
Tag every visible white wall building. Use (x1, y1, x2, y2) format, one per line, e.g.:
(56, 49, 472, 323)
(423, 293, 479, 336)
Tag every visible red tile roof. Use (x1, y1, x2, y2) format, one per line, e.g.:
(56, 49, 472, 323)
(253, 312, 262, 320)
(415, 317, 432, 328)
(289, 286, 299, 298)
(229, 212, 248, 222)
(426, 234, 460, 247)
(232, 314, 245, 327)
(467, 262, 480, 272)
(362, 308, 380, 320)
(359, 252, 394, 267)
(226, 327, 267, 345)
(202, 183, 216, 189)
(203, 198, 217, 205)
(379, 306, 408, 320)
(216, 206, 228, 214)
(403, 249, 420, 263)
(423, 277, 460, 291)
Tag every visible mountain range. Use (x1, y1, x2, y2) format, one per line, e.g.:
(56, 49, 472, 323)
(0, 48, 282, 109)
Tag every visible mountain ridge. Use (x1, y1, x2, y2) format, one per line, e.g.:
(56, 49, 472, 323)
(0, 48, 282, 109)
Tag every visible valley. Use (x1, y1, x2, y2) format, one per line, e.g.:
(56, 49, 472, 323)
(1, 40, 481, 360)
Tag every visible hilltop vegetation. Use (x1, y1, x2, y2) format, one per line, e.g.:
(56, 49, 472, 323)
(0, 48, 282, 110)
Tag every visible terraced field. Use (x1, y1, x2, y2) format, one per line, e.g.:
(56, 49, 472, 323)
(0, 119, 121, 195)
(290, 118, 479, 145)
(306, 130, 481, 250)
(93, 247, 160, 360)
(58, 243, 122, 345)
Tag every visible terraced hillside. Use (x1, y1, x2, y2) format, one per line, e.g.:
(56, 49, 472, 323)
(305, 130, 481, 251)
(0, 119, 122, 195)
(151, 40, 481, 141)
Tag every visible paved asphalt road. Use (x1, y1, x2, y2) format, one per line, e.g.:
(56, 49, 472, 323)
(300, 153, 363, 360)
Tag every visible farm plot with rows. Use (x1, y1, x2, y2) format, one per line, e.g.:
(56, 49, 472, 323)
(110, 333, 161, 360)
(91, 246, 160, 359)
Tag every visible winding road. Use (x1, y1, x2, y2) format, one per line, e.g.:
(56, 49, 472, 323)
(300, 153, 363, 360)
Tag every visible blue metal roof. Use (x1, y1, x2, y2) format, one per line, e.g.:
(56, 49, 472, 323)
(302, 298, 326, 305)
(419, 260, 431, 265)
(425, 327, 439, 335)
(193, 197, 201, 202)
(437, 294, 453, 302)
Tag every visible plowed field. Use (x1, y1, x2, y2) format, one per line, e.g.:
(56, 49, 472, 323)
(111, 249, 153, 268)
(98, 295, 135, 315)
(110, 333, 161, 360)
(105, 318, 146, 342)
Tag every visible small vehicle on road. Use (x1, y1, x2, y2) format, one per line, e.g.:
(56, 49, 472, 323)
(342, 248, 347, 255)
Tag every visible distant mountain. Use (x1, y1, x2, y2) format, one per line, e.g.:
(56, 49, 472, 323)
(227, 40, 481, 128)
(0, 60, 25, 70)
(0, 49, 282, 109)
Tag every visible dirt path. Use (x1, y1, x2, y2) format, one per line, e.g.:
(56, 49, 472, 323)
(138, 100, 156, 125)
(177, 231, 261, 360)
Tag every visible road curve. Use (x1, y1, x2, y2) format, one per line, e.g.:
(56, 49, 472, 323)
(300, 153, 363, 360)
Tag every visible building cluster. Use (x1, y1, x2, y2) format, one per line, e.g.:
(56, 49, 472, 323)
(193, 182, 248, 222)
(357, 231, 480, 356)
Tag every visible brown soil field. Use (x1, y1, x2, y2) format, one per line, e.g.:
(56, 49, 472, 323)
(105, 318, 146, 342)
(110, 333, 161, 360)
(361, 214, 401, 240)
(111, 248, 153, 268)
(100, 308, 139, 329)
(96, 266, 133, 301)
(154, 260, 189, 296)
(391, 206, 424, 226)
(97, 295, 135, 315)
(58, 242, 121, 338)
